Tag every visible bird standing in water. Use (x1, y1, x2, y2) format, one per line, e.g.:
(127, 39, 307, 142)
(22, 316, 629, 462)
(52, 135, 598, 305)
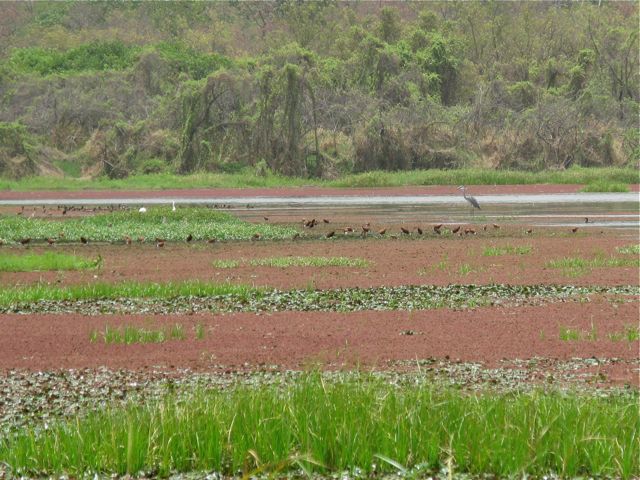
(458, 186, 480, 214)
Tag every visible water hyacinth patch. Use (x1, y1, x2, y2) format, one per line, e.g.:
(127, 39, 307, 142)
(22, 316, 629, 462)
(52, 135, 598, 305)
(0, 207, 298, 244)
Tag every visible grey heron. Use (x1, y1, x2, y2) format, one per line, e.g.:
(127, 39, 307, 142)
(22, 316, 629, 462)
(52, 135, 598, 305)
(458, 185, 480, 213)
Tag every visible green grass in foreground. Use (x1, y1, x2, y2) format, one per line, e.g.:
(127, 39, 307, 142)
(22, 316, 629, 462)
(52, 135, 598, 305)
(482, 245, 532, 256)
(0, 252, 100, 272)
(546, 255, 640, 277)
(90, 323, 189, 344)
(0, 280, 259, 307)
(213, 256, 370, 268)
(0, 167, 637, 191)
(1, 373, 637, 478)
(0, 207, 297, 244)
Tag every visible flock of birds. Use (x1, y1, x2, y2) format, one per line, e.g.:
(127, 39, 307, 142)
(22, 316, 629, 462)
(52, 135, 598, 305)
(8, 187, 586, 246)
(313, 220, 502, 240)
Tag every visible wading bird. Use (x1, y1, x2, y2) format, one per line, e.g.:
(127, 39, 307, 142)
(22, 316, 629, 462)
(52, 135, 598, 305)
(458, 186, 480, 213)
(139, 207, 147, 213)
(172, 201, 176, 212)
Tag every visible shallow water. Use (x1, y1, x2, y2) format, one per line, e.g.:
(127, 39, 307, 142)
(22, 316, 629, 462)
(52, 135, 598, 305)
(1, 192, 638, 229)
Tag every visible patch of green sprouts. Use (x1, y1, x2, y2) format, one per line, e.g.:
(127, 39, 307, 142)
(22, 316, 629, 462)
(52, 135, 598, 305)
(214, 256, 370, 268)
(483, 245, 532, 256)
(90, 323, 186, 344)
(546, 254, 640, 277)
(616, 244, 640, 255)
(607, 325, 640, 342)
(0, 252, 101, 272)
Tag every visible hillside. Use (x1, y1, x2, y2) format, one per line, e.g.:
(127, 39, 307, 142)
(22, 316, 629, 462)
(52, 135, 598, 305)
(0, 1, 638, 180)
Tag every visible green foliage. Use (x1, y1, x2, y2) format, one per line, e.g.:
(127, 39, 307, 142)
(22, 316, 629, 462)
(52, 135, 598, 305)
(154, 41, 232, 80)
(137, 158, 169, 175)
(1, 373, 638, 477)
(378, 7, 402, 43)
(0, 122, 38, 178)
(8, 41, 140, 75)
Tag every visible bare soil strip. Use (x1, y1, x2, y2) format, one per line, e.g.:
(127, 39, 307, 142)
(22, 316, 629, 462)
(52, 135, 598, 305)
(2, 235, 637, 288)
(1, 299, 637, 384)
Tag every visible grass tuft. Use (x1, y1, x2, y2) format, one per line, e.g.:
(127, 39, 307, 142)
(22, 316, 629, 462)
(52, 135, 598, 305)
(91, 323, 186, 344)
(0, 252, 100, 272)
(214, 256, 370, 268)
(607, 325, 640, 342)
(212, 259, 241, 268)
(579, 182, 631, 193)
(483, 245, 532, 256)
(617, 244, 640, 255)
(0, 373, 637, 478)
(546, 255, 640, 277)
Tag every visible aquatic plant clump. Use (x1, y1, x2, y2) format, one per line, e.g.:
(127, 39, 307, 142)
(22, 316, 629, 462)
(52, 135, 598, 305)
(0, 282, 636, 315)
